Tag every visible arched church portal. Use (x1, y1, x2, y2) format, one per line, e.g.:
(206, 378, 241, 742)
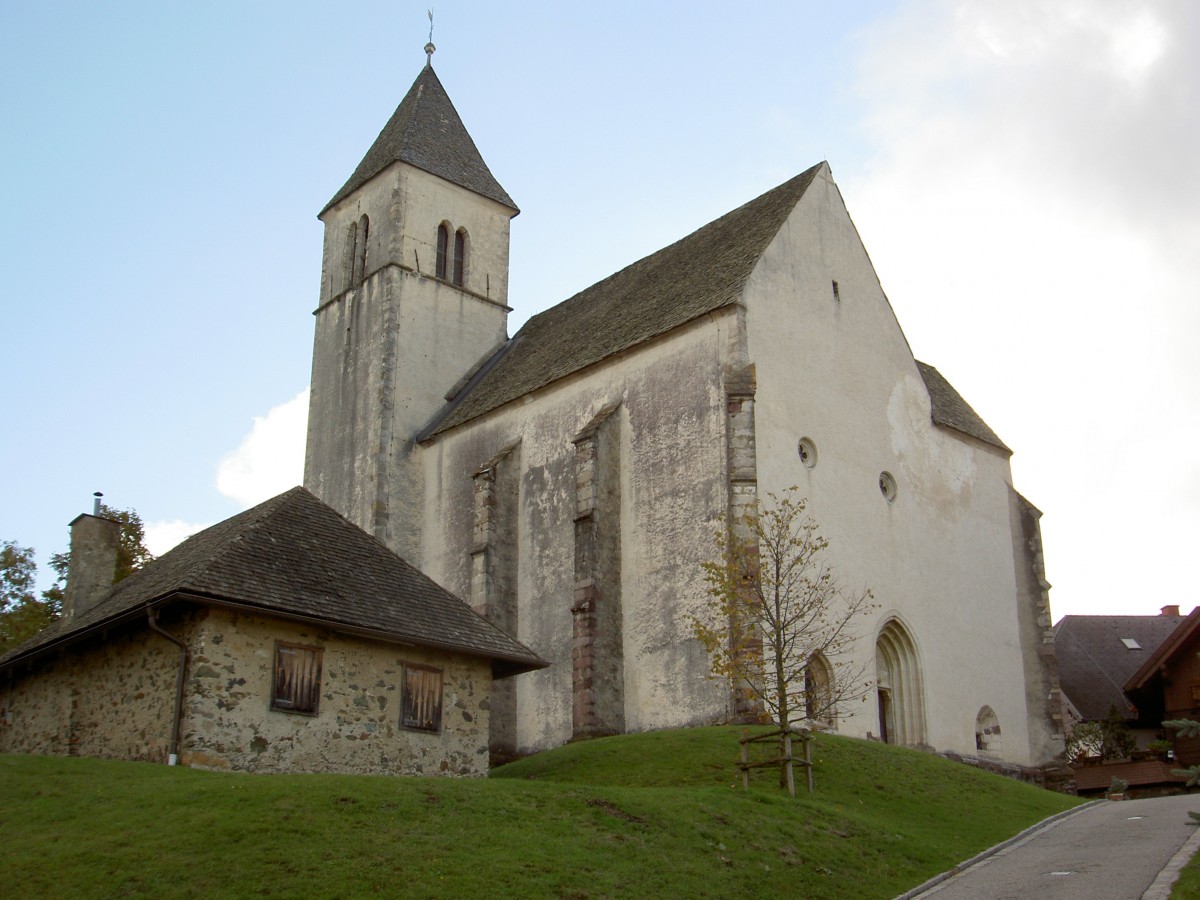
(875, 620, 926, 747)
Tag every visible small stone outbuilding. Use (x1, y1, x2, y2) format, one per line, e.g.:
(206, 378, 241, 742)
(0, 487, 545, 775)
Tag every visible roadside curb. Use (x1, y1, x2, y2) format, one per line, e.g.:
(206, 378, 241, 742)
(1142, 814, 1200, 900)
(895, 800, 1105, 899)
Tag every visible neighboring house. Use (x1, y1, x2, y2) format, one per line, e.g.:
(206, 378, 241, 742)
(1054, 609, 1185, 745)
(1126, 606, 1200, 768)
(0, 487, 545, 775)
(302, 52, 1063, 768)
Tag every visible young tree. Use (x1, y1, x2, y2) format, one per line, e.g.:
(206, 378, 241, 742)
(692, 488, 877, 792)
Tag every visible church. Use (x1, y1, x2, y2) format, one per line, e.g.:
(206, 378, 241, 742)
(303, 49, 1064, 768)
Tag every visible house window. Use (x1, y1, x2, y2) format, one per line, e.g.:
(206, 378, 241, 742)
(271, 642, 323, 715)
(453, 228, 467, 286)
(402, 664, 444, 732)
(436, 224, 450, 279)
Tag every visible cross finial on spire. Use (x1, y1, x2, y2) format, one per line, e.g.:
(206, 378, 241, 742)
(424, 9, 436, 66)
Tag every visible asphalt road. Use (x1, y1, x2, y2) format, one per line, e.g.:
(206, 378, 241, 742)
(905, 794, 1200, 900)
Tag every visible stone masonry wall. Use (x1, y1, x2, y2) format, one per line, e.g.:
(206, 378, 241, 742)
(182, 608, 493, 776)
(0, 613, 185, 761)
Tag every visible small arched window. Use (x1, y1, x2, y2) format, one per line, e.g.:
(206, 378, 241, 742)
(975, 706, 1002, 755)
(804, 653, 835, 726)
(453, 228, 467, 286)
(436, 224, 450, 279)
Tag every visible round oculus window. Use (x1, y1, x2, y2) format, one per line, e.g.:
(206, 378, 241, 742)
(797, 437, 817, 469)
(879, 471, 897, 502)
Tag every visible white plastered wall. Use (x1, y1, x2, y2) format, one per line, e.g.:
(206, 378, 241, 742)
(744, 164, 1039, 763)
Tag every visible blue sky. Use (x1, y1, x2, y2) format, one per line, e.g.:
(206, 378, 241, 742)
(2, 1, 1197, 620)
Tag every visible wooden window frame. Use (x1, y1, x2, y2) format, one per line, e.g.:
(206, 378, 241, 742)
(402, 664, 444, 733)
(271, 641, 323, 716)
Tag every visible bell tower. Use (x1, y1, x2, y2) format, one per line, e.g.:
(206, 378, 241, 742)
(303, 47, 519, 564)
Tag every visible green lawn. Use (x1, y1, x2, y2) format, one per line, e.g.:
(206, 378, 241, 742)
(0, 727, 1081, 898)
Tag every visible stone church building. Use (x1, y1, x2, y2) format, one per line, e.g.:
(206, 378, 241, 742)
(303, 54, 1064, 767)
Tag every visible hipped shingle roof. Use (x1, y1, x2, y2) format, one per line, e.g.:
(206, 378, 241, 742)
(0, 488, 544, 678)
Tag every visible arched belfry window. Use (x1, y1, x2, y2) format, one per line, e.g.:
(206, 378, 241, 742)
(345, 216, 369, 290)
(453, 228, 467, 286)
(875, 619, 926, 747)
(436, 223, 450, 279)
(344, 221, 358, 291)
(354, 214, 369, 286)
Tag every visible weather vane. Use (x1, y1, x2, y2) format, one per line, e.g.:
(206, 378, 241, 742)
(425, 9, 436, 63)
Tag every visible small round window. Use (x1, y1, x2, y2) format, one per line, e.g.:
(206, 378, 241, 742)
(879, 471, 897, 502)
(797, 437, 817, 469)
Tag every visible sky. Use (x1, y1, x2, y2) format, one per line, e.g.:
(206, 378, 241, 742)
(1, 1, 1196, 622)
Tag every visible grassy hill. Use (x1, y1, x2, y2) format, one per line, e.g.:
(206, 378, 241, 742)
(0, 727, 1081, 898)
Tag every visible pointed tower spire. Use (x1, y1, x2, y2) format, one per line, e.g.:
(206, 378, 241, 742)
(320, 64, 517, 216)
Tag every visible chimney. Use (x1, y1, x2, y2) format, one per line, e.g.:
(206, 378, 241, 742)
(63, 492, 120, 622)
(1161, 605, 1181, 617)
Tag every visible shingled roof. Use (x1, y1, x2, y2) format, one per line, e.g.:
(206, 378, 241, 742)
(424, 164, 824, 437)
(1054, 614, 1183, 721)
(0, 488, 545, 679)
(915, 361, 1010, 454)
(321, 64, 518, 216)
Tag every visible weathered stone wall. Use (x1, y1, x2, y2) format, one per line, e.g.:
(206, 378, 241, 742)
(0, 613, 184, 761)
(1009, 491, 1067, 764)
(571, 403, 624, 738)
(306, 164, 513, 566)
(424, 320, 734, 753)
(469, 443, 520, 761)
(182, 608, 492, 776)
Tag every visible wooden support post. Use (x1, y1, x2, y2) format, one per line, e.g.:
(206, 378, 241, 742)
(741, 728, 750, 791)
(784, 731, 795, 797)
(804, 732, 814, 794)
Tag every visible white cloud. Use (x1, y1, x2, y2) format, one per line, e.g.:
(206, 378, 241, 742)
(849, 1, 1200, 619)
(144, 519, 211, 557)
(216, 388, 309, 508)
